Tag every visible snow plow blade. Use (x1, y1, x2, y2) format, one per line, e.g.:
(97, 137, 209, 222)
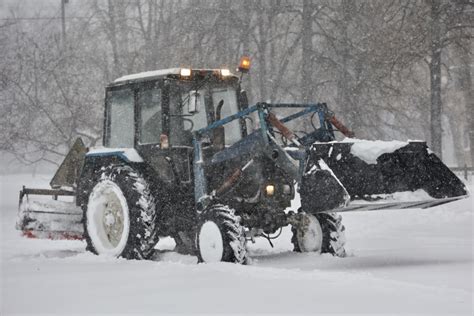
(16, 138, 86, 240)
(301, 140, 468, 213)
(17, 187, 83, 240)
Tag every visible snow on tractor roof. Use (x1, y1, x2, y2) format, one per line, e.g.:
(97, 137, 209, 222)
(114, 68, 181, 82)
(114, 68, 237, 83)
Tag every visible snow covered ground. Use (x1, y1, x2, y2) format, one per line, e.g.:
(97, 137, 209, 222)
(1, 173, 473, 315)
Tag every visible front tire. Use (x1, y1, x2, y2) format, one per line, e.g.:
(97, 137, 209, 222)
(292, 212, 346, 257)
(83, 165, 160, 259)
(196, 204, 247, 264)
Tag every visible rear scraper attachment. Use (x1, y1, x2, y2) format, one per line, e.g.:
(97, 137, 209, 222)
(16, 138, 86, 240)
(17, 187, 83, 240)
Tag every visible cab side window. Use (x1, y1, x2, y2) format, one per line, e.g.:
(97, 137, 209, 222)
(106, 88, 135, 148)
(139, 86, 162, 144)
(169, 88, 208, 146)
(211, 88, 241, 145)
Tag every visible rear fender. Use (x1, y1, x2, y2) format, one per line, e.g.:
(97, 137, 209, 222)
(76, 148, 144, 207)
(76, 148, 192, 233)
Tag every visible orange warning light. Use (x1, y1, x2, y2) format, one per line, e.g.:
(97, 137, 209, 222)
(238, 56, 251, 73)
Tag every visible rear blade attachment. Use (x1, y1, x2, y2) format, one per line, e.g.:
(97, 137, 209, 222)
(50, 137, 87, 190)
(17, 187, 83, 240)
(18, 197, 83, 240)
(301, 140, 468, 214)
(16, 137, 86, 240)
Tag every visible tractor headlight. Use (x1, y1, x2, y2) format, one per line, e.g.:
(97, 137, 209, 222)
(160, 134, 169, 149)
(265, 184, 275, 196)
(220, 68, 231, 77)
(180, 68, 191, 77)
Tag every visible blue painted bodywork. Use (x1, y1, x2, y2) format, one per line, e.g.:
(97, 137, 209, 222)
(192, 102, 336, 205)
(86, 150, 138, 163)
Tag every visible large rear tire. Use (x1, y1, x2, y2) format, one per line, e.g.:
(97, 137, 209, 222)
(196, 204, 247, 264)
(83, 165, 160, 259)
(292, 212, 346, 257)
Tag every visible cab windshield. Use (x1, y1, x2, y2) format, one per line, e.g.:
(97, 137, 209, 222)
(169, 81, 241, 146)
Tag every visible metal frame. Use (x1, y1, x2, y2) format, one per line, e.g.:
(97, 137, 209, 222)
(19, 186, 75, 207)
(191, 102, 336, 205)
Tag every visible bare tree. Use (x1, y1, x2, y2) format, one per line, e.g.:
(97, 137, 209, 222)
(1, 0, 472, 167)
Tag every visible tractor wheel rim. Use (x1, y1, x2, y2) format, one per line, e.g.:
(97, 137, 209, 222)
(199, 221, 224, 262)
(297, 214, 323, 253)
(87, 180, 130, 256)
(103, 202, 124, 247)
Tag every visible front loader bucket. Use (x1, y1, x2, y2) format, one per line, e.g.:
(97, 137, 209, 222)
(300, 140, 468, 213)
(300, 159, 351, 213)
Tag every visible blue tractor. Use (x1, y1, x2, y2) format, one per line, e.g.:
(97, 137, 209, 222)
(18, 64, 468, 263)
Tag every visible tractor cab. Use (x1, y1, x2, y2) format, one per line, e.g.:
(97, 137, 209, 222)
(105, 68, 247, 150)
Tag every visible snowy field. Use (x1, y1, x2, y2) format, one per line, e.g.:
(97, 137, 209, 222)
(1, 173, 473, 315)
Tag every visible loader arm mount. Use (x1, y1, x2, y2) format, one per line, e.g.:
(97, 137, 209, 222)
(191, 102, 468, 215)
(191, 103, 335, 207)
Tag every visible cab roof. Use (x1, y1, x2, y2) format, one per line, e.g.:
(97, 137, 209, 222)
(112, 68, 238, 85)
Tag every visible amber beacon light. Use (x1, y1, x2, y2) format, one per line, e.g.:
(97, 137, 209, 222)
(238, 56, 251, 73)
